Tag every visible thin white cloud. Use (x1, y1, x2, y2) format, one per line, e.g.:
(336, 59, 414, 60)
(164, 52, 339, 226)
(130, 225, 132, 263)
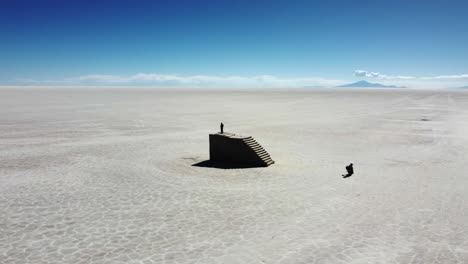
(422, 74, 468, 79)
(17, 73, 344, 87)
(353, 70, 415, 80)
(355, 69, 468, 80)
(354, 70, 380, 78)
(352, 69, 468, 88)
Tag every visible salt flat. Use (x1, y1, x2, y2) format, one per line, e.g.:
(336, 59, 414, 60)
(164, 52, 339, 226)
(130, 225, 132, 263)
(1, 88, 468, 264)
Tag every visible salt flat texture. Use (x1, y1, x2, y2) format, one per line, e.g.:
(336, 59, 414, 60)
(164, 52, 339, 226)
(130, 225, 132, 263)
(1, 88, 468, 264)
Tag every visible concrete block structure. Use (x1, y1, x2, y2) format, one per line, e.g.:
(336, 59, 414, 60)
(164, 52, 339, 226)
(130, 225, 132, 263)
(209, 132, 274, 167)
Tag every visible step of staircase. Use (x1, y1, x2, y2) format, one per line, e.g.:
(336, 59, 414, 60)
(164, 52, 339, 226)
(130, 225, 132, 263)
(254, 150, 267, 156)
(251, 146, 264, 151)
(241, 136, 274, 167)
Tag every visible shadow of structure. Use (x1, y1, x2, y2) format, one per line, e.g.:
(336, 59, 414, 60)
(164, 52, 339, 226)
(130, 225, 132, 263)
(192, 160, 262, 169)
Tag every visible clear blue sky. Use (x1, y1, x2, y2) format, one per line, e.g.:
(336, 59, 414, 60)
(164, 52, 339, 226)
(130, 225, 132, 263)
(1, 0, 468, 87)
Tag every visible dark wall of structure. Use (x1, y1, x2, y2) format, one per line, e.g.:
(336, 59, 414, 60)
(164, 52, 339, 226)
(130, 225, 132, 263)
(209, 134, 274, 167)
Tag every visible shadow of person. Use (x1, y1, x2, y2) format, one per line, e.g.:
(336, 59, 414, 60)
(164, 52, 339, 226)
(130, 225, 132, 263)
(342, 163, 354, 178)
(192, 160, 260, 169)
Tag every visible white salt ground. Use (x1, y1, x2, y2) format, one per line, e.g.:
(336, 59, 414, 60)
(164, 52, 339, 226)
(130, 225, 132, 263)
(1, 88, 468, 264)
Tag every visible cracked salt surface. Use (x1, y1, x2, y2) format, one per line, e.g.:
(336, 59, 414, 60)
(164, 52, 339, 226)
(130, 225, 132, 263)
(1, 88, 468, 263)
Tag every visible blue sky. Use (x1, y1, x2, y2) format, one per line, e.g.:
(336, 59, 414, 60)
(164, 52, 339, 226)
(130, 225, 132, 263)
(1, 0, 468, 88)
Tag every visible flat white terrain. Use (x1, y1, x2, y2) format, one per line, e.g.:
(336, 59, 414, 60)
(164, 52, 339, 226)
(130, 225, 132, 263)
(1, 88, 468, 264)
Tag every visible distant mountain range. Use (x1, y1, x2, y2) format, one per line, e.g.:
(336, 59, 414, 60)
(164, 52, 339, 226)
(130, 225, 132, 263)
(461, 85, 468, 89)
(337, 80, 406, 88)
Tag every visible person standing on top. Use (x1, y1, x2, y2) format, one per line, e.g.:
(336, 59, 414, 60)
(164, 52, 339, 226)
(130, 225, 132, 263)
(220, 122, 224, 134)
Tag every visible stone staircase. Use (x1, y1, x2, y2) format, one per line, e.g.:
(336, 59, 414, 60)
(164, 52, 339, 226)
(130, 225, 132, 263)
(242, 136, 275, 167)
(209, 133, 274, 167)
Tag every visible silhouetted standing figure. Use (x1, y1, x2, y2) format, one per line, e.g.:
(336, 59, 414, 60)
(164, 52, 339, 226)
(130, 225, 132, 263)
(220, 122, 224, 134)
(343, 163, 354, 178)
